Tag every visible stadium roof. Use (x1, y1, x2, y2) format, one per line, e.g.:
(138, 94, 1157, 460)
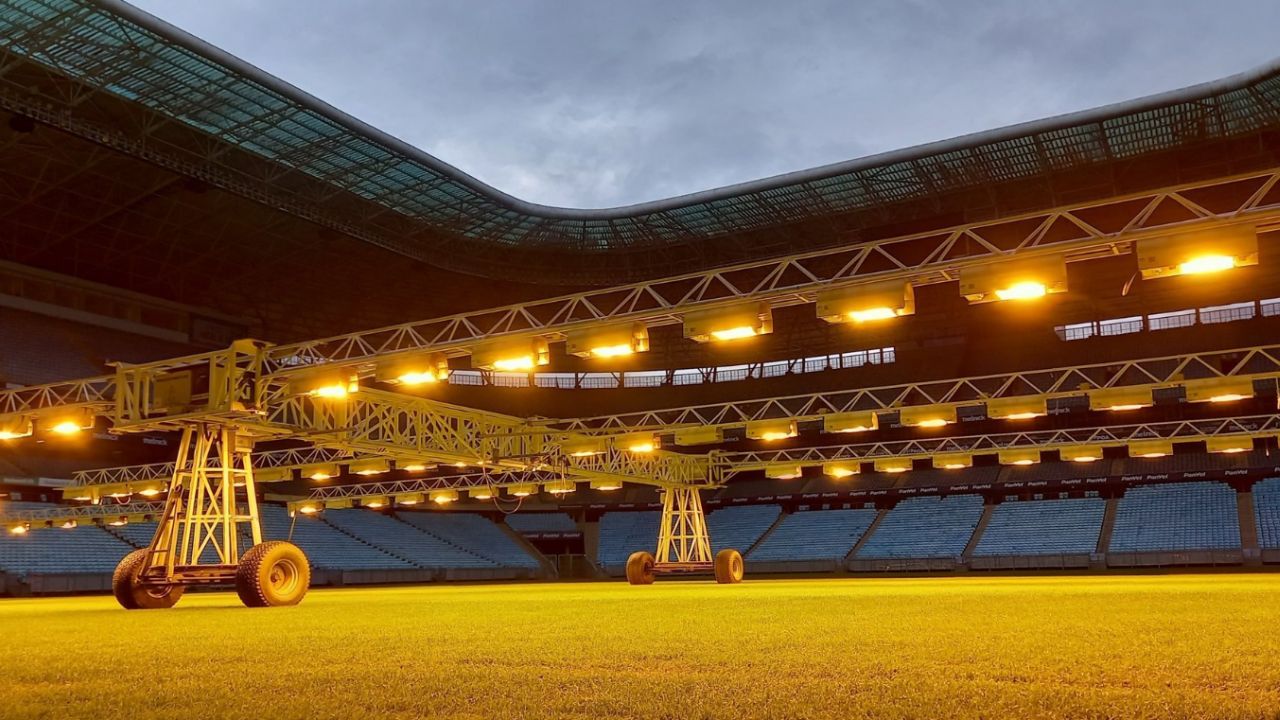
(1, 0, 1279, 285)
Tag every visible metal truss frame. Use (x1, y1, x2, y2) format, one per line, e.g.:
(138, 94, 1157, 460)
(69, 446, 359, 488)
(559, 344, 1280, 432)
(0, 501, 164, 526)
(301, 470, 567, 502)
(718, 413, 1280, 477)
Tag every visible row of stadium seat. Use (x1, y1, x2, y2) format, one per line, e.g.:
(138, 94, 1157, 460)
(1255, 478, 1280, 550)
(596, 481, 1250, 568)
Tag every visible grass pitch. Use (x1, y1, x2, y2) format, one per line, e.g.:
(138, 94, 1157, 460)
(1, 574, 1278, 719)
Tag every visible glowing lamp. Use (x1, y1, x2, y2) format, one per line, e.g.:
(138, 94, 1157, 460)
(400, 463, 430, 473)
(429, 489, 460, 505)
(288, 501, 321, 516)
(508, 483, 537, 498)
(544, 480, 576, 495)
(395, 492, 425, 506)
(822, 462, 860, 478)
(376, 353, 449, 385)
(60, 520, 77, 529)
(816, 281, 915, 324)
(0, 415, 33, 440)
(8, 523, 29, 535)
(290, 369, 358, 399)
(1206, 435, 1253, 454)
(469, 487, 496, 501)
(899, 405, 957, 428)
(40, 407, 96, 436)
(590, 479, 623, 491)
(674, 426, 725, 446)
(1129, 439, 1174, 459)
(959, 255, 1068, 304)
(1183, 377, 1255, 404)
(362, 496, 389, 509)
(986, 396, 1048, 421)
(764, 463, 803, 480)
(822, 411, 879, 434)
(873, 458, 913, 474)
(135, 481, 165, 498)
(305, 463, 339, 482)
(1088, 386, 1153, 412)
(563, 436, 611, 458)
(998, 448, 1041, 466)
(745, 419, 797, 442)
(472, 338, 550, 372)
(933, 453, 973, 470)
(566, 323, 650, 358)
(1136, 228, 1258, 280)
(349, 458, 391, 477)
(108, 517, 128, 527)
(1064, 444, 1104, 463)
(618, 433, 659, 453)
(683, 303, 773, 343)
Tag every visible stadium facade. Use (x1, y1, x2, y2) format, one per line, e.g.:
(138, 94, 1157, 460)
(0, 0, 1278, 599)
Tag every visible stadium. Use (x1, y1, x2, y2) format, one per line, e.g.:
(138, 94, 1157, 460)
(1, 0, 1280, 717)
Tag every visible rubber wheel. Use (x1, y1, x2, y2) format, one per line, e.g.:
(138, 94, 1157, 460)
(714, 548, 744, 584)
(236, 541, 311, 607)
(112, 549, 184, 610)
(625, 550, 656, 585)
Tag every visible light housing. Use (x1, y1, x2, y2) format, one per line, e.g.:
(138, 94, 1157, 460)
(822, 462, 860, 478)
(618, 433, 659, 453)
(933, 453, 973, 470)
(1063, 444, 1104, 463)
(41, 407, 96, 436)
(898, 404, 957, 428)
(429, 489, 460, 505)
(288, 500, 322, 516)
(289, 369, 358, 399)
(544, 479, 576, 495)
(394, 492, 425, 506)
(683, 303, 772, 342)
(764, 463, 803, 480)
(816, 280, 915, 324)
(349, 458, 391, 477)
(998, 448, 1041, 466)
(468, 486, 496, 501)
(1136, 227, 1258, 280)
(959, 255, 1068, 304)
(361, 495, 390, 509)
(375, 353, 449, 385)
(589, 479, 623, 491)
(745, 419, 798, 441)
(673, 426, 725, 446)
(134, 481, 165, 498)
(1088, 386, 1154, 412)
(873, 457, 913, 474)
(303, 463, 340, 481)
(1129, 438, 1174, 458)
(0, 414, 33, 440)
(562, 436, 611, 458)
(471, 338, 550, 371)
(1206, 435, 1253, 454)
(507, 483, 538, 498)
(986, 396, 1048, 421)
(1183, 377, 1255, 404)
(822, 411, 879, 434)
(565, 323, 650, 358)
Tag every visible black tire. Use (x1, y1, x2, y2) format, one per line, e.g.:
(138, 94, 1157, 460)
(714, 548, 744, 584)
(625, 550, 656, 585)
(236, 541, 311, 607)
(112, 549, 184, 610)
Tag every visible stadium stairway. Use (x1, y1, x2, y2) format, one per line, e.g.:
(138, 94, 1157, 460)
(1236, 491, 1262, 565)
(960, 503, 996, 562)
(843, 508, 888, 561)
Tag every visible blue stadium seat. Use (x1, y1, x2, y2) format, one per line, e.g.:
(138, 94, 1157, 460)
(322, 509, 496, 569)
(855, 495, 983, 560)
(596, 511, 660, 570)
(399, 512, 539, 568)
(748, 508, 877, 562)
(707, 504, 781, 554)
(1108, 482, 1240, 552)
(0, 525, 134, 578)
(1254, 478, 1280, 550)
(973, 498, 1105, 556)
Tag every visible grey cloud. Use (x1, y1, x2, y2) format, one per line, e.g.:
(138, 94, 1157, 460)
(132, 0, 1280, 208)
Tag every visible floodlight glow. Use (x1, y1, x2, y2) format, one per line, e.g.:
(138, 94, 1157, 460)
(760, 431, 795, 441)
(309, 472, 331, 481)
(1177, 255, 1236, 275)
(916, 418, 949, 428)
(469, 487, 495, 500)
(298, 504, 319, 515)
(60, 520, 77, 529)
(847, 307, 898, 323)
(108, 518, 127, 527)
(899, 405, 958, 428)
(994, 281, 1048, 301)
(0, 431, 24, 440)
(401, 464, 428, 473)
(492, 356, 536, 372)
(710, 326, 759, 341)
(589, 344, 634, 358)
(138, 488, 162, 497)
(590, 479, 623, 491)
(309, 383, 350, 399)
(8, 524, 28, 535)
(396, 371, 439, 385)
(50, 420, 83, 435)
(430, 490, 459, 505)
(1207, 435, 1252, 454)
(626, 441, 656, 453)
(824, 464, 858, 479)
(1108, 404, 1145, 412)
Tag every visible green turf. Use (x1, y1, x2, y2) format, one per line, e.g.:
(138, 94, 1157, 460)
(1, 574, 1278, 719)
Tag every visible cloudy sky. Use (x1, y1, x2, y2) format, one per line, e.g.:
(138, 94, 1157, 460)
(132, 1, 1280, 209)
